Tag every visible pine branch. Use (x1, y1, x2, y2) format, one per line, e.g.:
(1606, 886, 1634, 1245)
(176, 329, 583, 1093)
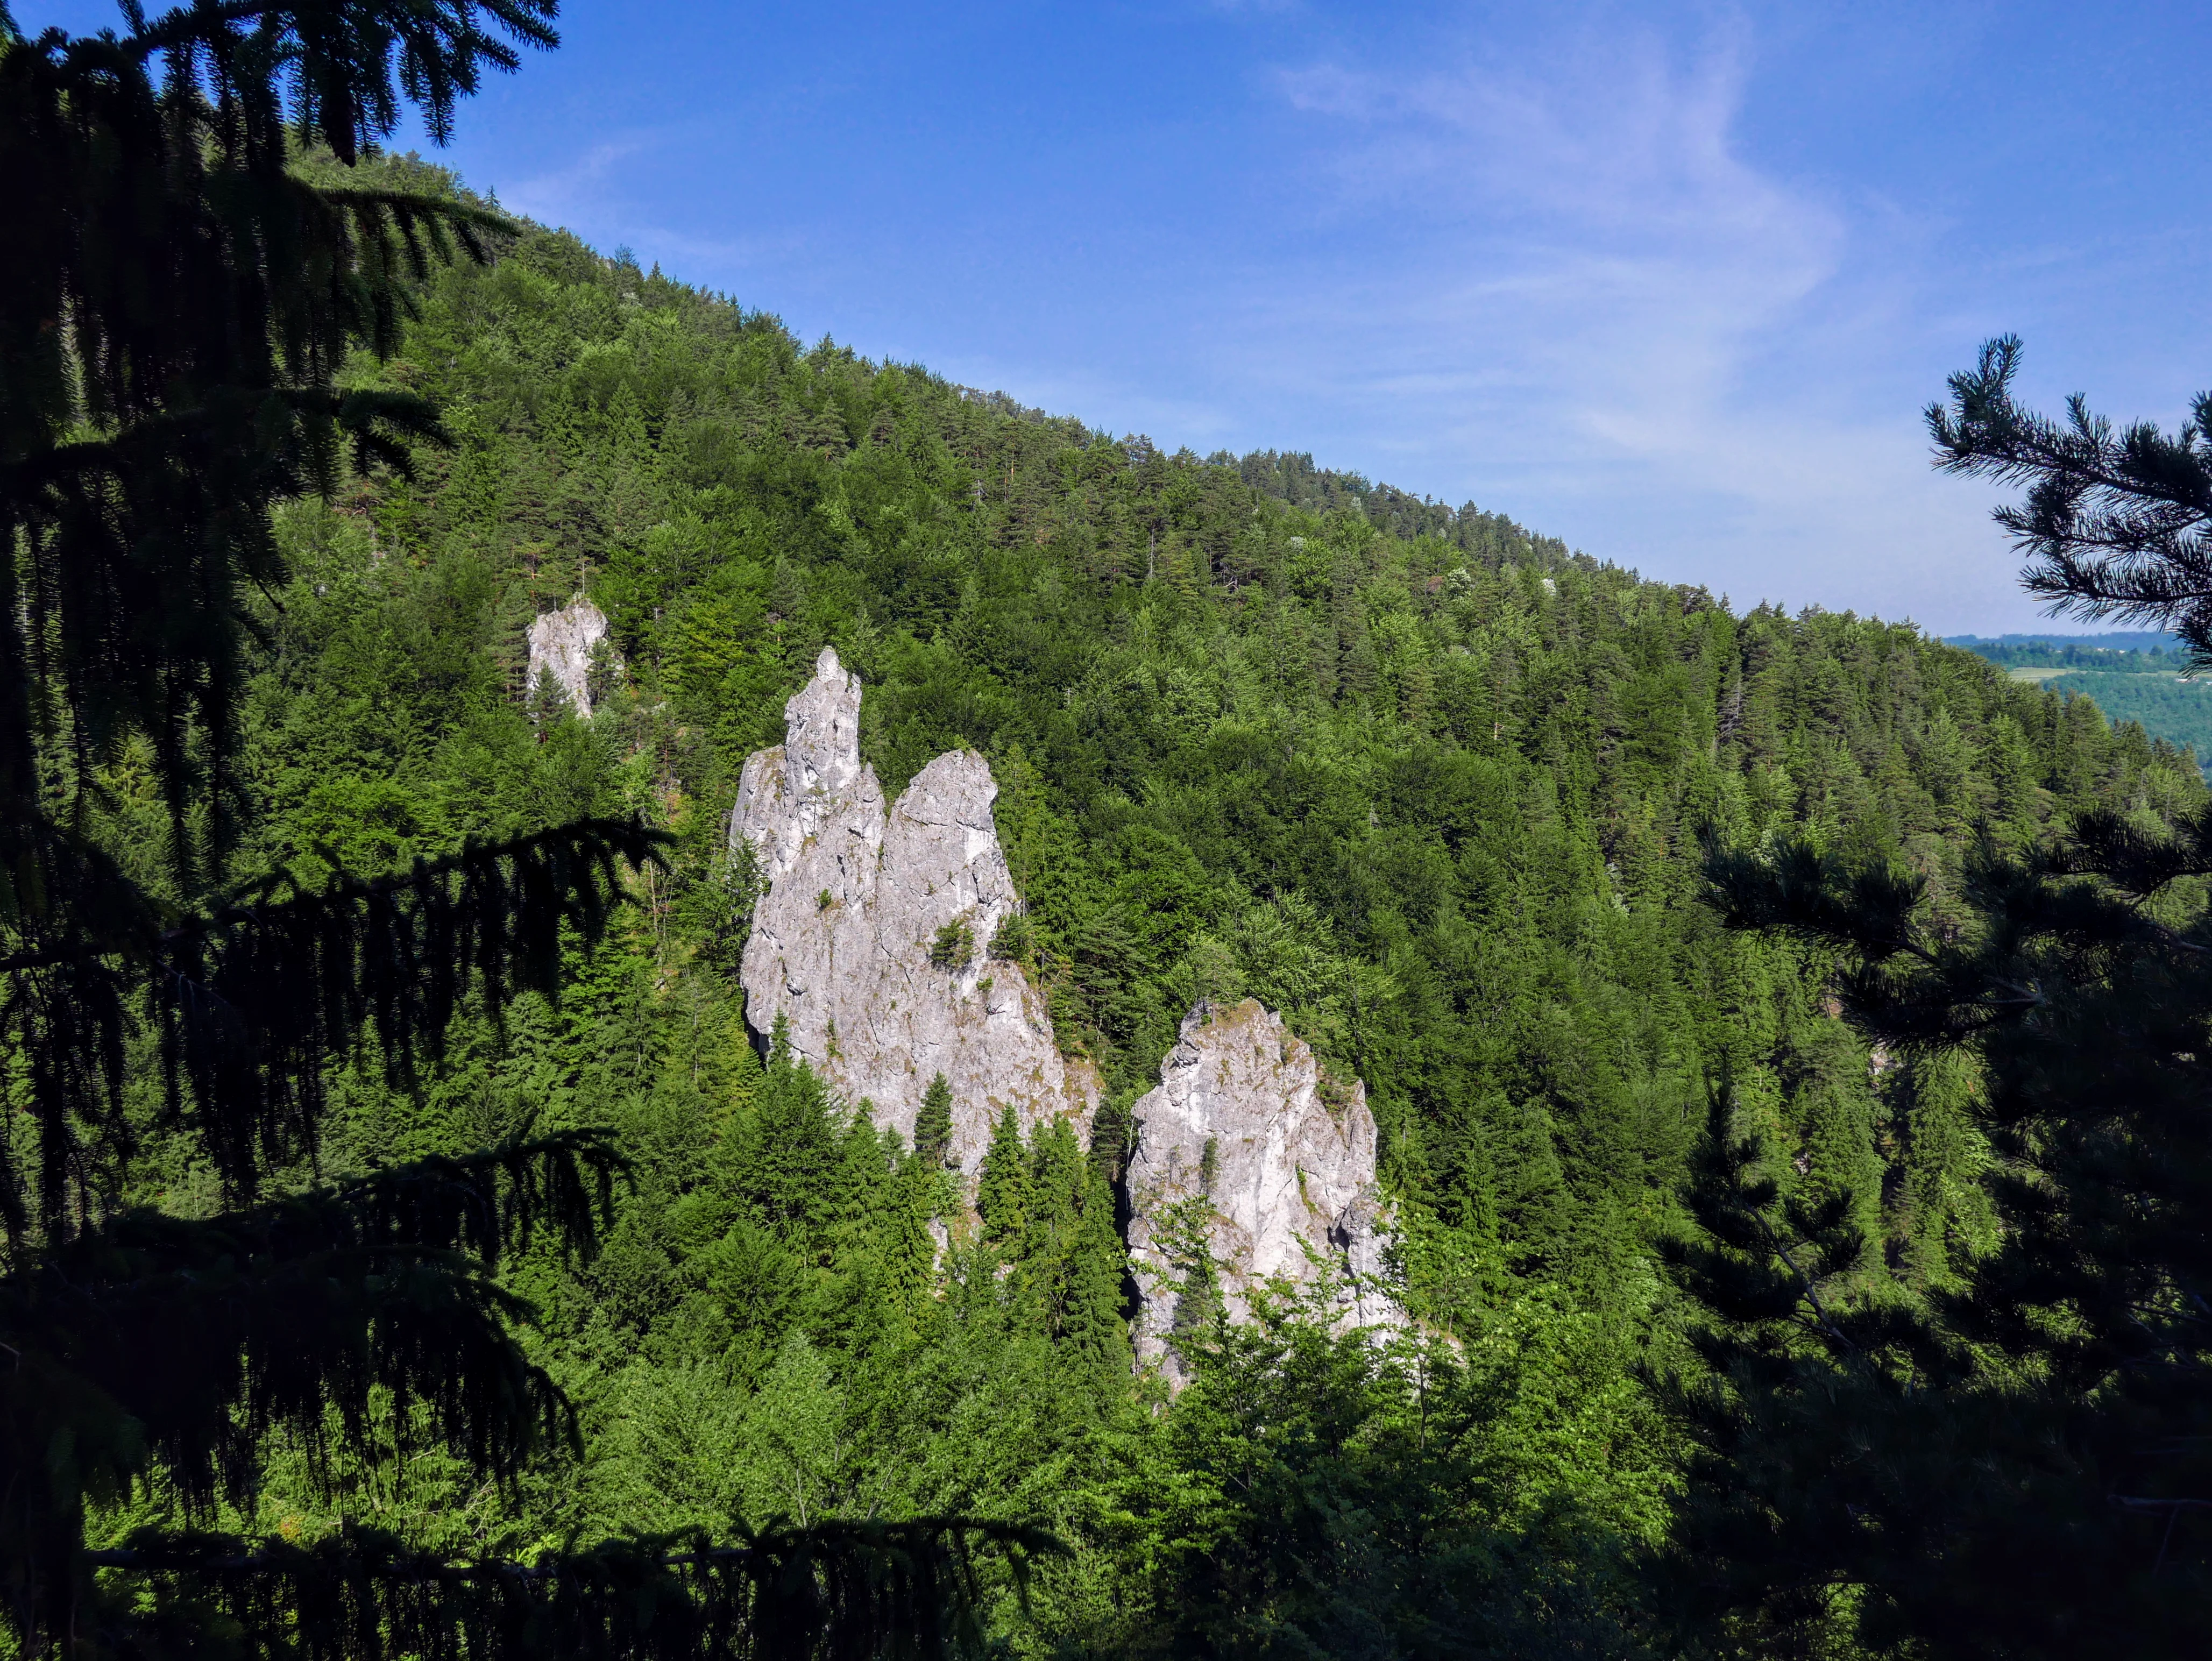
(1929, 335, 2212, 659)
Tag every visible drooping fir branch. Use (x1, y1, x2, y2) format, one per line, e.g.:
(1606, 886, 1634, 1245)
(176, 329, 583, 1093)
(3, 2, 548, 880)
(0, 1135, 623, 1641)
(116, 1, 562, 161)
(4, 1134, 620, 1494)
(76, 1518, 1062, 1661)
(1, 818, 667, 1239)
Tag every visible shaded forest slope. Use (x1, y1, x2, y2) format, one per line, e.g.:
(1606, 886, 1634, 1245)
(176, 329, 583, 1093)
(178, 218, 2202, 1647)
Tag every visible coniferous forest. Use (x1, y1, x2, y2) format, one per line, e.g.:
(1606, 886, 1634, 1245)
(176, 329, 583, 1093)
(10, 4, 2212, 1658)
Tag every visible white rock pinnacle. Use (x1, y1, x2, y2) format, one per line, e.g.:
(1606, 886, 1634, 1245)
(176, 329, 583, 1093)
(730, 648, 1097, 1172)
(1127, 998, 1397, 1382)
(526, 599, 612, 715)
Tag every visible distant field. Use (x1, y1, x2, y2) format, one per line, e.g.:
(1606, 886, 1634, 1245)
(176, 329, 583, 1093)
(1949, 631, 2185, 655)
(1960, 641, 2211, 757)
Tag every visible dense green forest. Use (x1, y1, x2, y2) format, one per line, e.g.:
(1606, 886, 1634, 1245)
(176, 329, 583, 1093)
(20, 0, 2212, 1646)
(70, 186, 2187, 1653)
(1950, 637, 2212, 759)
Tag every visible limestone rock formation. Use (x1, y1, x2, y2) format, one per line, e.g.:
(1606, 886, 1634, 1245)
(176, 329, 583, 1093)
(731, 648, 1096, 1172)
(1127, 999, 1395, 1380)
(526, 598, 612, 715)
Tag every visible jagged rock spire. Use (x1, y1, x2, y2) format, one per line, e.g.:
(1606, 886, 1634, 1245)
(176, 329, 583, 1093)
(729, 649, 1096, 1172)
(729, 656, 1401, 1369)
(1126, 999, 1398, 1383)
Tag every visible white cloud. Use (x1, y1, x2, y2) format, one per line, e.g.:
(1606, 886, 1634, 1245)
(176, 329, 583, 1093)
(500, 135, 808, 280)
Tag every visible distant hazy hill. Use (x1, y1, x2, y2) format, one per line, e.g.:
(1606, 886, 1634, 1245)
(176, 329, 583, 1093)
(1946, 630, 2184, 655)
(1949, 634, 2208, 758)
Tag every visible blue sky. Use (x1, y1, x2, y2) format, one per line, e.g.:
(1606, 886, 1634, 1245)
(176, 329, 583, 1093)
(34, 2, 2212, 632)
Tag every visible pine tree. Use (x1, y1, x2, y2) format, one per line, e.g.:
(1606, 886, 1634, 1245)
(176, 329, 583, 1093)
(1929, 335, 2212, 660)
(0, 4, 1048, 1652)
(1015, 1118, 1086, 1331)
(874, 1158, 941, 1317)
(733, 1042, 846, 1241)
(1658, 350, 2212, 1656)
(914, 1071, 955, 1169)
(1024, 1116, 1085, 1264)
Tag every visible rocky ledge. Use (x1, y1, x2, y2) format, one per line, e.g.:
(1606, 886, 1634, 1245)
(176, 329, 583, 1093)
(1126, 998, 1396, 1381)
(729, 648, 1096, 1172)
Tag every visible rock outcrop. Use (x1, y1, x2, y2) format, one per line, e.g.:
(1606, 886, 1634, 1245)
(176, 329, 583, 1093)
(730, 648, 1096, 1172)
(1127, 999, 1395, 1380)
(527, 599, 612, 715)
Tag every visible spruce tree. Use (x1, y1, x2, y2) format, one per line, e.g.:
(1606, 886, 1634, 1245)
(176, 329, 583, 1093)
(1061, 1162, 1134, 1383)
(976, 1105, 1031, 1248)
(1658, 345, 2212, 1657)
(1023, 1117, 1085, 1265)
(0, 4, 1046, 1653)
(914, 1071, 954, 1169)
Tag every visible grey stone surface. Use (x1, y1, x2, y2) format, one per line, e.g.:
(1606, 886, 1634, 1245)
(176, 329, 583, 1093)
(1127, 998, 1397, 1382)
(526, 599, 612, 715)
(731, 648, 1096, 1172)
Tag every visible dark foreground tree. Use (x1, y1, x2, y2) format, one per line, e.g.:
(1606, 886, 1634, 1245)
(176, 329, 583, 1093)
(0, 2, 1048, 1653)
(1657, 345, 2212, 1658)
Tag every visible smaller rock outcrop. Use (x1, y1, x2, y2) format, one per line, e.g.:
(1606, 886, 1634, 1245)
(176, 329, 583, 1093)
(1127, 999, 1395, 1381)
(731, 649, 1097, 1172)
(527, 599, 612, 715)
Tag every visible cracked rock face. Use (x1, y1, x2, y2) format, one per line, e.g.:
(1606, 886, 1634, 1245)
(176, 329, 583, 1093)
(1127, 999, 1396, 1381)
(731, 648, 1096, 1172)
(527, 599, 612, 715)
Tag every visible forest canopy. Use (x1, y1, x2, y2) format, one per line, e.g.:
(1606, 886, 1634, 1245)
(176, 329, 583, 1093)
(1949, 636, 2212, 758)
(9, 1, 2209, 1643)
(116, 184, 2196, 1654)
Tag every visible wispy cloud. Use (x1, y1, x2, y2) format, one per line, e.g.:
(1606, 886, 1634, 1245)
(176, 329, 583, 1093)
(502, 137, 653, 225)
(1230, 15, 2016, 624)
(501, 134, 807, 279)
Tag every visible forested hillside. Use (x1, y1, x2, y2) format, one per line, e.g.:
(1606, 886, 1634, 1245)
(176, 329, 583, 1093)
(117, 207, 2201, 1652)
